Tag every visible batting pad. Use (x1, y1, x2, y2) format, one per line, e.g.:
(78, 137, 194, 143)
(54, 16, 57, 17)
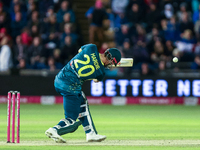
(78, 92, 98, 134)
(54, 118, 82, 135)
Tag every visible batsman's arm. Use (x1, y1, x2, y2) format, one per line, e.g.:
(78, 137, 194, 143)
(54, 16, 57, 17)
(78, 48, 82, 53)
(93, 75, 104, 83)
(93, 79, 99, 83)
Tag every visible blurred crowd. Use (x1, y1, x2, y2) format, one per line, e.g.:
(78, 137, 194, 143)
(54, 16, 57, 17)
(0, 0, 82, 72)
(0, 0, 200, 76)
(86, 0, 200, 76)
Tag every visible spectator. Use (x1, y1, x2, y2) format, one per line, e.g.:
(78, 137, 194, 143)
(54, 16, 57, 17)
(28, 10, 39, 27)
(61, 23, 78, 46)
(60, 35, 77, 64)
(193, 3, 200, 23)
(44, 32, 60, 57)
(192, 0, 199, 13)
(60, 13, 75, 32)
(64, 12, 74, 23)
(194, 13, 200, 40)
(160, 18, 167, 31)
(16, 58, 30, 69)
(26, 0, 35, 10)
(145, 3, 160, 32)
(27, 2, 37, 21)
(140, 63, 155, 76)
(0, 36, 13, 71)
(176, 2, 192, 22)
(20, 27, 32, 46)
(30, 25, 40, 38)
(132, 40, 150, 64)
(44, 15, 60, 38)
(147, 28, 165, 58)
(10, 0, 27, 14)
(38, 0, 54, 18)
(121, 39, 134, 74)
(150, 40, 167, 64)
(27, 11, 44, 34)
(130, 24, 146, 45)
(121, 39, 133, 58)
(1, 0, 11, 11)
(160, 3, 174, 20)
(56, 0, 75, 23)
(0, 0, 197, 74)
(191, 55, 200, 69)
(0, 13, 7, 29)
(179, 12, 194, 34)
(115, 25, 131, 46)
(113, 13, 129, 28)
(46, 56, 63, 71)
(157, 60, 167, 75)
(43, 6, 55, 23)
(176, 29, 196, 53)
(194, 41, 200, 55)
(0, 28, 12, 42)
(146, 27, 164, 43)
(10, 3, 27, 21)
(53, 48, 63, 65)
(144, 0, 159, 7)
(11, 12, 26, 39)
(85, 4, 94, 19)
(104, 8, 115, 30)
(163, 16, 181, 42)
(127, 0, 146, 9)
(176, 33, 196, 62)
(28, 36, 46, 68)
(111, 0, 129, 15)
(165, 40, 175, 59)
(86, 0, 108, 47)
(13, 35, 28, 65)
(0, 3, 11, 31)
(126, 3, 143, 25)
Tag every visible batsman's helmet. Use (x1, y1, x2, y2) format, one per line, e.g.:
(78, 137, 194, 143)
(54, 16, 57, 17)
(104, 48, 121, 66)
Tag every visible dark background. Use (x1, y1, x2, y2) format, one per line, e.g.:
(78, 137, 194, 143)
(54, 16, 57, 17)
(0, 75, 198, 97)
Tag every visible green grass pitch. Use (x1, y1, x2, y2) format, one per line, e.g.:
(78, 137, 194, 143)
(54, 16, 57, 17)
(0, 104, 200, 150)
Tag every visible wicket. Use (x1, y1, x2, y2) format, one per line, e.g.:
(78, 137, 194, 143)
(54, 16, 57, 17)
(7, 91, 20, 143)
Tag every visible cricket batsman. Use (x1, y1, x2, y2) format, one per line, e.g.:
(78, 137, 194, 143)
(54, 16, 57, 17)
(45, 44, 121, 143)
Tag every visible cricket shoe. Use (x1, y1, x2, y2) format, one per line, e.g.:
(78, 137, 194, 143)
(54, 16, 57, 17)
(86, 131, 106, 142)
(45, 127, 66, 143)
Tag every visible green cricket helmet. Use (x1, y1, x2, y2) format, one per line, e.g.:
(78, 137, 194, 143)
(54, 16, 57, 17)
(104, 48, 121, 66)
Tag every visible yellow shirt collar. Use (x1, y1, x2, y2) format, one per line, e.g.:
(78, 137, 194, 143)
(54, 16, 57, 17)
(99, 53, 104, 65)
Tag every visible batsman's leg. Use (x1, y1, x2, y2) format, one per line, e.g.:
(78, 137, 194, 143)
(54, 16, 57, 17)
(45, 118, 82, 143)
(45, 93, 82, 143)
(78, 92, 106, 142)
(45, 127, 66, 143)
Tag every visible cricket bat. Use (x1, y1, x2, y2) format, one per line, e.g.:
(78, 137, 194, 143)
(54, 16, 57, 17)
(111, 58, 133, 67)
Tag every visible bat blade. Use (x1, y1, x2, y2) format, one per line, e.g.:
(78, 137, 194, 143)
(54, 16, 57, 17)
(111, 58, 133, 67)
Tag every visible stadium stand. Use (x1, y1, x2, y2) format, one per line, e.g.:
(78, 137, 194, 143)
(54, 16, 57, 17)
(0, 0, 199, 77)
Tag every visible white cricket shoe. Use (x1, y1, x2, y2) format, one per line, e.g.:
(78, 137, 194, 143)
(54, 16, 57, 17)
(86, 131, 106, 142)
(45, 127, 66, 143)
